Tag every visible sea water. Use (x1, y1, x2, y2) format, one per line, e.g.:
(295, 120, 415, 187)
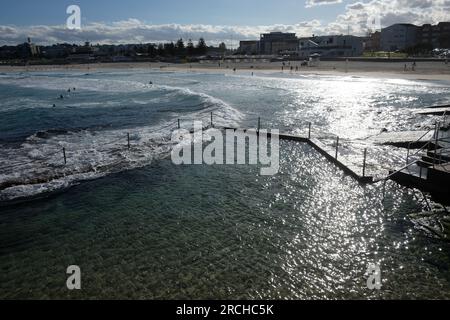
(0, 69, 449, 299)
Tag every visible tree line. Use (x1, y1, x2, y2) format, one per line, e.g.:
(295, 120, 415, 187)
(143, 38, 227, 57)
(0, 38, 229, 62)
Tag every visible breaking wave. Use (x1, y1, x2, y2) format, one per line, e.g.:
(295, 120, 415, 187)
(0, 76, 243, 201)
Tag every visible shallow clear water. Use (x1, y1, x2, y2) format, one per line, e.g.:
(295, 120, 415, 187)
(0, 69, 449, 299)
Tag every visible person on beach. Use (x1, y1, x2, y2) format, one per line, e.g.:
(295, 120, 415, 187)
(412, 61, 416, 71)
(404, 64, 407, 71)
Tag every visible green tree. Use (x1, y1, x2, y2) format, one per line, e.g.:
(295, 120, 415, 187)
(176, 38, 185, 56)
(147, 44, 157, 57)
(164, 42, 176, 56)
(187, 39, 195, 56)
(196, 38, 208, 55)
(218, 42, 227, 53)
(157, 43, 164, 56)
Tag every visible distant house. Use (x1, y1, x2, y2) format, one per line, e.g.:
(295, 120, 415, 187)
(238, 41, 259, 55)
(259, 32, 299, 55)
(237, 32, 299, 55)
(380, 24, 419, 51)
(298, 35, 364, 58)
(67, 42, 97, 62)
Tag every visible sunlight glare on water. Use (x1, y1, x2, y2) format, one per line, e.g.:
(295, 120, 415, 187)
(0, 69, 449, 299)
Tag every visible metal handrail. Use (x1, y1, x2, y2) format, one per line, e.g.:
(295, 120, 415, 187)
(406, 127, 434, 162)
(374, 160, 419, 183)
(407, 139, 433, 164)
(406, 114, 449, 166)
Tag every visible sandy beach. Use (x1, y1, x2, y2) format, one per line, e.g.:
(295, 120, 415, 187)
(1, 59, 450, 81)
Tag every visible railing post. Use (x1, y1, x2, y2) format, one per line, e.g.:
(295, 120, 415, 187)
(434, 121, 440, 168)
(335, 136, 339, 159)
(308, 122, 311, 139)
(257, 117, 261, 134)
(178, 119, 180, 129)
(127, 133, 130, 149)
(363, 148, 367, 177)
(63, 147, 67, 165)
(210, 112, 213, 127)
(406, 146, 410, 165)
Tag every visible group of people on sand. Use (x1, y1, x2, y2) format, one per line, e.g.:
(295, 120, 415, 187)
(281, 64, 301, 72)
(404, 61, 417, 72)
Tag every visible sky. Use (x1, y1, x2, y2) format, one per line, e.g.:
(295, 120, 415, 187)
(0, 0, 449, 45)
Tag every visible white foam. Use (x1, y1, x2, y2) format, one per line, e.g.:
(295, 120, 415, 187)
(0, 82, 243, 201)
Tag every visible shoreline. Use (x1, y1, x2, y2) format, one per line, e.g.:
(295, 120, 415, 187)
(1, 60, 450, 81)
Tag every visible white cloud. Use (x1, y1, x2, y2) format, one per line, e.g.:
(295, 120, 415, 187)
(306, 0, 343, 8)
(0, 1, 448, 46)
(0, 20, 323, 46)
(339, 0, 450, 35)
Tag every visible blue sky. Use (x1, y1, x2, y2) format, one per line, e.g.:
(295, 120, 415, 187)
(0, 0, 345, 26)
(0, 0, 447, 45)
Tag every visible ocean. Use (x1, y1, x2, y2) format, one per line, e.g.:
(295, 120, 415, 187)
(0, 68, 449, 299)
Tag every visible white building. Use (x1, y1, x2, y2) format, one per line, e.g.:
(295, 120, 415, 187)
(298, 35, 364, 58)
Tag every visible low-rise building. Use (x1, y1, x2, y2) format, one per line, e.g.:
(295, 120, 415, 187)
(259, 32, 299, 55)
(67, 42, 97, 62)
(298, 35, 364, 58)
(238, 41, 259, 55)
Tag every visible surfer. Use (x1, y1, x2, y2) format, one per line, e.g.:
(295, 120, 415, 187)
(59, 94, 64, 99)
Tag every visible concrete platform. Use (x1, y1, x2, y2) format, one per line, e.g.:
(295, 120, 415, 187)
(416, 107, 450, 116)
(370, 130, 434, 148)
